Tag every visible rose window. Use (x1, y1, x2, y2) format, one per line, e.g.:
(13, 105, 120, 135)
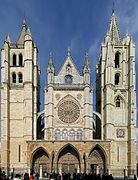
(58, 100, 80, 123)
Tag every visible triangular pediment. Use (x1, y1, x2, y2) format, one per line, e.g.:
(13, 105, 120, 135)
(55, 55, 83, 84)
(57, 55, 80, 76)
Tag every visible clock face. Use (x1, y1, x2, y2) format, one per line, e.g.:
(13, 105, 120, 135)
(57, 100, 80, 123)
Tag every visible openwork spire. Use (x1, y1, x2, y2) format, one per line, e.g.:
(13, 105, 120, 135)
(108, 11, 121, 44)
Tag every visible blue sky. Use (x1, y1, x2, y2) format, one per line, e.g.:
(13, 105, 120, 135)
(0, 0, 138, 153)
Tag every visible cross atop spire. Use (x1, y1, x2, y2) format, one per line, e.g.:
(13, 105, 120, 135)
(107, 11, 121, 45)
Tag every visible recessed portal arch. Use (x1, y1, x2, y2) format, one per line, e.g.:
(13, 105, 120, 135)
(57, 144, 80, 174)
(88, 145, 106, 175)
(32, 147, 50, 175)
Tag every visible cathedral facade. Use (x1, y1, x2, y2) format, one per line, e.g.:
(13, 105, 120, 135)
(0, 11, 137, 178)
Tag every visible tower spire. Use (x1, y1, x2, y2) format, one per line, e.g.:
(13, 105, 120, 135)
(17, 18, 27, 44)
(107, 10, 121, 45)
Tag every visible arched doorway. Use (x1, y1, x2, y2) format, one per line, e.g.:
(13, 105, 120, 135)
(88, 145, 106, 175)
(32, 148, 50, 175)
(57, 144, 80, 174)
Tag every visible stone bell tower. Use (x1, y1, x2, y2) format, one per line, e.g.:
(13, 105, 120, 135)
(96, 11, 136, 176)
(0, 19, 40, 173)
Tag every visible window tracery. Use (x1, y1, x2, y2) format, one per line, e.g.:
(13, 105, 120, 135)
(77, 129, 82, 140)
(62, 129, 68, 140)
(58, 100, 80, 123)
(69, 129, 75, 140)
(55, 129, 61, 140)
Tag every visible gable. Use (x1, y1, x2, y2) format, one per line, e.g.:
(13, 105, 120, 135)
(55, 56, 83, 84)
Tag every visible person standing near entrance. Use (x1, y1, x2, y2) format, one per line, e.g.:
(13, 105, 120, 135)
(30, 173, 34, 180)
(24, 173, 29, 180)
(34, 173, 39, 180)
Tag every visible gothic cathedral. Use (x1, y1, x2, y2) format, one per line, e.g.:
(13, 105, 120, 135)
(0, 11, 137, 178)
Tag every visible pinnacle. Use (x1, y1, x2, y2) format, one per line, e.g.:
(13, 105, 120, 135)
(48, 51, 53, 67)
(6, 35, 11, 43)
(27, 27, 32, 36)
(84, 52, 90, 72)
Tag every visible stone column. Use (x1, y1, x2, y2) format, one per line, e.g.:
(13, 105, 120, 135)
(80, 162, 84, 173)
(59, 164, 62, 175)
(77, 165, 80, 173)
(28, 167, 30, 176)
(40, 165, 43, 178)
(96, 165, 99, 174)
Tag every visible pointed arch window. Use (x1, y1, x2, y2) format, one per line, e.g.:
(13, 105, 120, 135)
(18, 73, 23, 83)
(13, 54, 16, 66)
(116, 96, 120, 107)
(12, 72, 16, 83)
(115, 52, 120, 68)
(19, 54, 23, 66)
(69, 129, 75, 140)
(55, 129, 61, 140)
(77, 129, 82, 140)
(115, 73, 120, 85)
(62, 129, 68, 140)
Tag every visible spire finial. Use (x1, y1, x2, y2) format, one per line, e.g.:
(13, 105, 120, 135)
(49, 51, 53, 64)
(48, 51, 54, 70)
(22, 18, 27, 29)
(49, 51, 52, 59)
(67, 46, 71, 56)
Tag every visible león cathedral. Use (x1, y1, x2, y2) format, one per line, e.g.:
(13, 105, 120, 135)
(0, 11, 137, 178)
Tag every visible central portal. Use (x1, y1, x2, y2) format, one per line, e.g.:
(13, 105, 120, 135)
(57, 144, 80, 174)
